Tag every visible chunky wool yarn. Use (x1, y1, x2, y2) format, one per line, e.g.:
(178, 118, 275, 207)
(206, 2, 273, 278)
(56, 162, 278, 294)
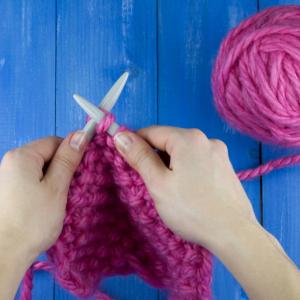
(213, 5, 300, 147)
(20, 113, 212, 300)
(212, 5, 300, 180)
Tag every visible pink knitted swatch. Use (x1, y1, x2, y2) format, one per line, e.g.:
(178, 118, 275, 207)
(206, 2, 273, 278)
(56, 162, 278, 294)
(20, 113, 212, 300)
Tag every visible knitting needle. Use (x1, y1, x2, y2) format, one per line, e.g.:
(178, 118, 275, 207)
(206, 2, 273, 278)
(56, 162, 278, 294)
(98, 72, 129, 112)
(73, 94, 120, 135)
(73, 72, 129, 138)
(74, 94, 120, 137)
(73, 71, 128, 137)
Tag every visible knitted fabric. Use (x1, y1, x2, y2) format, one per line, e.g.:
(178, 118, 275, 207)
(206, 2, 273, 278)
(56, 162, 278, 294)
(20, 113, 213, 300)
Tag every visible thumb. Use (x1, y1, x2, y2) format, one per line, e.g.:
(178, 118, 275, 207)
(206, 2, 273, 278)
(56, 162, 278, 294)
(44, 131, 87, 194)
(114, 131, 167, 186)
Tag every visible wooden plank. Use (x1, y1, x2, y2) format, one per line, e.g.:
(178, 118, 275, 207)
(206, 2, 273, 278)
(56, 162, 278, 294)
(55, 0, 158, 299)
(260, 0, 300, 272)
(0, 1, 56, 299)
(158, 1, 258, 299)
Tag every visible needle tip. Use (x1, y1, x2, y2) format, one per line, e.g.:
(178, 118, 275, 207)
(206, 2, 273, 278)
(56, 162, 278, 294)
(123, 71, 129, 79)
(73, 93, 88, 112)
(73, 94, 80, 101)
(73, 94, 88, 106)
(73, 93, 104, 122)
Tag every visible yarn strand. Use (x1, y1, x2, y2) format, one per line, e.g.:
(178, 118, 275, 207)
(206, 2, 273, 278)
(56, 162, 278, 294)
(20, 261, 54, 300)
(237, 153, 300, 180)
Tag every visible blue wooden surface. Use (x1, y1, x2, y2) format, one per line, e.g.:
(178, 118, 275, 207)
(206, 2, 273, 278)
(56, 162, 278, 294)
(0, 1, 55, 299)
(55, 0, 158, 299)
(260, 0, 300, 284)
(0, 1, 299, 299)
(158, 2, 260, 299)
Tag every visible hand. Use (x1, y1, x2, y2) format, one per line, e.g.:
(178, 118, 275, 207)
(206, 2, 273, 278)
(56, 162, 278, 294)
(0, 131, 87, 300)
(114, 126, 300, 300)
(114, 126, 256, 248)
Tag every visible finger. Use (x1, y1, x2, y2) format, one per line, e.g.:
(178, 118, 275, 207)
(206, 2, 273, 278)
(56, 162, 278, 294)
(0, 137, 63, 181)
(137, 126, 184, 153)
(24, 136, 63, 163)
(114, 131, 169, 187)
(44, 131, 88, 195)
(138, 126, 207, 155)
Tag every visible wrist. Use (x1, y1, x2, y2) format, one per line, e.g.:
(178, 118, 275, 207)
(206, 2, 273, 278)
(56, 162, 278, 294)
(207, 216, 300, 300)
(0, 222, 38, 268)
(210, 216, 262, 258)
(0, 229, 35, 300)
(199, 210, 260, 256)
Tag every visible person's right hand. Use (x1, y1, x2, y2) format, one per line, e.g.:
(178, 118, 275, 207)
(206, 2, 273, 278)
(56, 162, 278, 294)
(113, 126, 257, 249)
(114, 126, 300, 300)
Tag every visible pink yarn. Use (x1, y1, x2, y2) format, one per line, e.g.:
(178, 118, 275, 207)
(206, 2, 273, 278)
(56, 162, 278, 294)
(19, 5, 300, 300)
(20, 112, 212, 300)
(237, 153, 300, 180)
(20, 262, 54, 300)
(212, 5, 300, 148)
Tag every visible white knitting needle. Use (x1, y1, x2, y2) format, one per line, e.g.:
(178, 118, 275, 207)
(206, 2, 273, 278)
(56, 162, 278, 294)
(99, 72, 129, 111)
(73, 72, 129, 139)
(74, 94, 120, 136)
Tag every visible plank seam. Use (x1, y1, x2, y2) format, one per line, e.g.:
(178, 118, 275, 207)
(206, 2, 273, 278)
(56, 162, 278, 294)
(54, 0, 57, 298)
(156, 1, 161, 299)
(156, 0, 159, 127)
(257, 1, 264, 228)
(54, 0, 57, 137)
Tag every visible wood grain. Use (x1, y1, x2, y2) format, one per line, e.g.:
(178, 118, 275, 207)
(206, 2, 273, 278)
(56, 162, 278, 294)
(55, 0, 158, 299)
(2, 0, 300, 299)
(158, 1, 259, 299)
(260, 0, 300, 272)
(0, 1, 56, 299)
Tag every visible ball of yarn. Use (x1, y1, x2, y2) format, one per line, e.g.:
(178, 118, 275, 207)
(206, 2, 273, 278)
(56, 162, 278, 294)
(212, 5, 300, 147)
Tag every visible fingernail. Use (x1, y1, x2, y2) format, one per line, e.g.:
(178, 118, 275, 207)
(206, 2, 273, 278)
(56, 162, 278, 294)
(114, 132, 133, 153)
(70, 131, 87, 151)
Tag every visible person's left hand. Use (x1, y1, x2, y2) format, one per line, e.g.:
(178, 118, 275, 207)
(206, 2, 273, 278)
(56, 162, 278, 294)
(0, 131, 88, 300)
(0, 132, 87, 264)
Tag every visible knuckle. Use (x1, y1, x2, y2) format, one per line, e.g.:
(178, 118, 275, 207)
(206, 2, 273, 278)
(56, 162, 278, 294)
(1, 150, 16, 164)
(53, 155, 75, 174)
(212, 139, 228, 154)
(132, 147, 151, 170)
(188, 128, 207, 140)
(1, 148, 23, 165)
(23, 146, 44, 165)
